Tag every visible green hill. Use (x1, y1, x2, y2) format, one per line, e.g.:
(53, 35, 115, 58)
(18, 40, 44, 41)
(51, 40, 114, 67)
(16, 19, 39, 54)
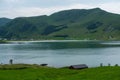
(0, 8, 120, 40)
(0, 18, 12, 27)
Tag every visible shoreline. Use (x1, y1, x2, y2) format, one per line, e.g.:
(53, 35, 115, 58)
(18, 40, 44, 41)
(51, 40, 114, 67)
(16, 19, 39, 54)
(4, 40, 120, 44)
(8, 39, 99, 42)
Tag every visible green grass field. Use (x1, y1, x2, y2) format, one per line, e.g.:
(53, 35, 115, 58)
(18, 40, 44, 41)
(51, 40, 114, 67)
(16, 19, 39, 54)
(0, 64, 120, 80)
(0, 40, 7, 43)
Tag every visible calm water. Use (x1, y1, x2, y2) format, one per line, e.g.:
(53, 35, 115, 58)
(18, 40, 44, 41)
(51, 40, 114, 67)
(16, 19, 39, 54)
(0, 40, 120, 67)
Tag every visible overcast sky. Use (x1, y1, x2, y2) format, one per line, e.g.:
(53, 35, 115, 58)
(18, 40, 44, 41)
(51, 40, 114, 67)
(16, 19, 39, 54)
(0, 0, 120, 18)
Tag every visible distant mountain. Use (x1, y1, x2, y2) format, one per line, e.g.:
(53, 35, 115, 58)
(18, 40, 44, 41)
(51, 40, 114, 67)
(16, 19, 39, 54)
(0, 18, 12, 27)
(0, 8, 120, 40)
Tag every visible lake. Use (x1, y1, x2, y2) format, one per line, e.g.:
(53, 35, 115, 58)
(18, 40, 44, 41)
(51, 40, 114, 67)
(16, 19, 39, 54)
(0, 40, 120, 67)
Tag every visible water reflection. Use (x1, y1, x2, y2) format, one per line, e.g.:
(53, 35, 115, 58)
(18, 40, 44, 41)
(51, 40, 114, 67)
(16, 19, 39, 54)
(4, 41, 120, 50)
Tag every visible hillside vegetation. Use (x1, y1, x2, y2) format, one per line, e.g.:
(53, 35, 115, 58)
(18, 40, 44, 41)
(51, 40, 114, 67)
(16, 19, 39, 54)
(0, 8, 120, 40)
(0, 18, 12, 27)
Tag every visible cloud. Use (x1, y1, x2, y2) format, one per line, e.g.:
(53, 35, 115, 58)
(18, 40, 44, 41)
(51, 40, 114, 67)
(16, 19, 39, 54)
(0, 0, 19, 3)
(99, 2, 120, 14)
(0, 3, 94, 18)
(0, 1, 120, 18)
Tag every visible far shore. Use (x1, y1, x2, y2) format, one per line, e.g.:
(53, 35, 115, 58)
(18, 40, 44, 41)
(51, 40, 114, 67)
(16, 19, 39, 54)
(8, 39, 100, 43)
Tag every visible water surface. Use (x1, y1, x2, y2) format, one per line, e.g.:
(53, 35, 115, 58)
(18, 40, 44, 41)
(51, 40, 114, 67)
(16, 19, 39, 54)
(0, 40, 120, 67)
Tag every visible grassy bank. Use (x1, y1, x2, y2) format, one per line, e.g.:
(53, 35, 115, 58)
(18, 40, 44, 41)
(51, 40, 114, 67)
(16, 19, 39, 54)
(0, 64, 120, 80)
(0, 40, 7, 43)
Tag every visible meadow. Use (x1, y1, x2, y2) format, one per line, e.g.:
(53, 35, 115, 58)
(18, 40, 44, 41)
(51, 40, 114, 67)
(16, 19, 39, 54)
(0, 64, 120, 80)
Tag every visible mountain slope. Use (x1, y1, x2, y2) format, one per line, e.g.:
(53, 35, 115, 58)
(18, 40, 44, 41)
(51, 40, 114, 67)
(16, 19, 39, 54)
(0, 8, 120, 40)
(0, 18, 12, 27)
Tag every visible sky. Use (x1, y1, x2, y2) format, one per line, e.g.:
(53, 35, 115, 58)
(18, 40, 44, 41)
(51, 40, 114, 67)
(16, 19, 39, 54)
(0, 0, 120, 18)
